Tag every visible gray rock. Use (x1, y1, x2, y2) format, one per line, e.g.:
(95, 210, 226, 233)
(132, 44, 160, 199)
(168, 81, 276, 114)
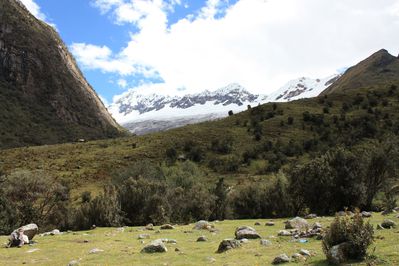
(376, 224, 385, 230)
(14, 224, 38, 240)
(235, 226, 261, 239)
(196, 236, 207, 242)
(285, 217, 308, 230)
(67, 260, 80, 266)
(278, 230, 292, 236)
(326, 242, 350, 265)
(291, 253, 305, 262)
(272, 254, 290, 264)
(50, 229, 61, 235)
(160, 224, 175, 230)
(305, 214, 317, 219)
(161, 239, 177, 244)
(361, 211, 372, 218)
(260, 239, 272, 246)
(312, 222, 322, 230)
(299, 249, 311, 257)
(265, 222, 275, 226)
(381, 219, 396, 229)
(138, 234, 150, 239)
(216, 239, 241, 253)
(254, 222, 261, 226)
(337, 211, 354, 217)
(193, 220, 214, 230)
(145, 223, 154, 230)
(240, 238, 249, 244)
(394, 207, 399, 212)
(89, 248, 104, 254)
(141, 239, 168, 253)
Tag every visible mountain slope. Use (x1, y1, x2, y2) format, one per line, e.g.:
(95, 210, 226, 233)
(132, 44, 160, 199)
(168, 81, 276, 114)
(0, 0, 125, 149)
(322, 49, 399, 95)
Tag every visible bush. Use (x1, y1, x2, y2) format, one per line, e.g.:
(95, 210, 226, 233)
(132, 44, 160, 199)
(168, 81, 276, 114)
(323, 211, 374, 262)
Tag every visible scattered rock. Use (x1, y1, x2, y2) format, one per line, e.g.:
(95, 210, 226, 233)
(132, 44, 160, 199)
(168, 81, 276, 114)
(240, 238, 249, 244)
(145, 223, 154, 230)
(161, 239, 177, 244)
(396, 214, 399, 219)
(336, 211, 354, 217)
(312, 222, 322, 230)
(141, 239, 168, 253)
(394, 207, 399, 212)
(197, 236, 207, 242)
(299, 249, 311, 257)
(138, 234, 150, 239)
(265, 222, 275, 226)
(206, 257, 216, 263)
(326, 242, 350, 265)
(89, 248, 104, 254)
(67, 260, 80, 266)
(278, 230, 292, 236)
(235, 226, 261, 239)
(26, 248, 39, 253)
(254, 222, 261, 226)
(361, 211, 372, 218)
(291, 253, 306, 262)
(160, 224, 175, 230)
(376, 224, 385, 230)
(175, 247, 180, 252)
(90, 225, 96, 230)
(216, 239, 241, 253)
(260, 239, 272, 246)
(285, 217, 309, 230)
(22, 235, 29, 244)
(305, 214, 317, 219)
(83, 240, 89, 243)
(381, 210, 392, 215)
(381, 219, 396, 229)
(272, 254, 290, 264)
(116, 227, 125, 233)
(14, 224, 38, 240)
(193, 220, 214, 230)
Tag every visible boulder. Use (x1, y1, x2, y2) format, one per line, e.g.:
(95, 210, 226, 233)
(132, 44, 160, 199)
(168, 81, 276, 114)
(160, 224, 175, 230)
(381, 219, 396, 229)
(285, 217, 308, 230)
(265, 222, 275, 226)
(193, 220, 214, 230)
(260, 239, 272, 246)
(254, 222, 261, 226)
(14, 224, 38, 240)
(272, 254, 290, 264)
(235, 226, 261, 239)
(141, 239, 168, 253)
(216, 239, 241, 253)
(305, 214, 317, 219)
(291, 253, 306, 262)
(197, 236, 207, 242)
(326, 242, 351, 265)
(361, 211, 372, 218)
(89, 248, 104, 254)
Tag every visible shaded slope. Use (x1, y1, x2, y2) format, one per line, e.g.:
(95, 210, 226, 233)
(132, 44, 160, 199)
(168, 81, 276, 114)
(0, 0, 126, 149)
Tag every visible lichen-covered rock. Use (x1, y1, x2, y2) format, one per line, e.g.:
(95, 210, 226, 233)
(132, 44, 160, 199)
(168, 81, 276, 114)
(216, 239, 241, 253)
(141, 239, 168, 253)
(235, 226, 261, 239)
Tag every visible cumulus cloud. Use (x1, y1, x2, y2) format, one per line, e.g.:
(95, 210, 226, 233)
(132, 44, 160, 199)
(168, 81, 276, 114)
(77, 0, 399, 96)
(19, 0, 56, 28)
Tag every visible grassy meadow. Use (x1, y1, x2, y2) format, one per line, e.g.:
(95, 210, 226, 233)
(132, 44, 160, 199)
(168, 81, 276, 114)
(0, 213, 398, 266)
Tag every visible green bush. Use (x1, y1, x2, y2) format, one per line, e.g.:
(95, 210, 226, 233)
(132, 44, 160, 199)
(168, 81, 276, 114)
(323, 211, 374, 262)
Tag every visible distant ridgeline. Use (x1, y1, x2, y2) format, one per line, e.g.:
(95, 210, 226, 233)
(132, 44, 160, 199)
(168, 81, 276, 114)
(0, 0, 126, 149)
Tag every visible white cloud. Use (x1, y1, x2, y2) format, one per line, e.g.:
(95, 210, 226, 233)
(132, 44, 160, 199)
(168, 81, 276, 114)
(19, 0, 56, 28)
(118, 79, 128, 88)
(81, 0, 399, 96)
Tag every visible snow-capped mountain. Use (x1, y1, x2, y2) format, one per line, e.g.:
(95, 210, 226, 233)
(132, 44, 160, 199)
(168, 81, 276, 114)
(267, 75, 340, 102)
(109, 75, 339, 134)
(109, 83, 266, 126)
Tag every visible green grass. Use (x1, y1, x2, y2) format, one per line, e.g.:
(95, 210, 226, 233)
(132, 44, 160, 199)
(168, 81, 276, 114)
(0, 213, 398, 265)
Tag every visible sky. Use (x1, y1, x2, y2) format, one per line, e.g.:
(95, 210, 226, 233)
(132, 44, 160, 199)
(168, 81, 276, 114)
(20, 0, 399, 105)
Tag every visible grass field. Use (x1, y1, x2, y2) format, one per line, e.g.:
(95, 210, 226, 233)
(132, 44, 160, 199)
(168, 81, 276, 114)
(0, 213, 398, 266)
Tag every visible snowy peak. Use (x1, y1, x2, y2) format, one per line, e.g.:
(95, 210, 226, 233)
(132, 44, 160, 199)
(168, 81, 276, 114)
(269, 75, 340, 102)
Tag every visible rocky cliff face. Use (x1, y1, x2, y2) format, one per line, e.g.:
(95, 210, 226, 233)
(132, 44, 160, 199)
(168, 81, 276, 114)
(0, 0, 125, 149)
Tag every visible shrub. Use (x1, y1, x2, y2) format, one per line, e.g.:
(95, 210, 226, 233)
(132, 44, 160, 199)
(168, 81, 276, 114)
(323, 211, 374, 262)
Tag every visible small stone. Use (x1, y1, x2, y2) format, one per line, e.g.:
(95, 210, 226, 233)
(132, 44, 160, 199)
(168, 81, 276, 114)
(89, 248, 104, 254)
(141, 239, 168, 253)
(116, 227, 125, 233)
(299, 249, 311, 257)
(206, 257, 216, 263)
(272, 254, 290, 264)
(260, 239, 272, 246)
(26, 248, 39, 253)
(197, 236, 207, 242)
(160, 224, 175, 230)
(162, 239, 177, 244)
(235, 226, 261, 239)
(67, 260, 80, 266)
(83, 240, 89, 243)
(145, 223, 154, 230)
(291, 253, 306, 261)
(265, 222, 275, 226)
(254, 222, 261, 226)
(138, 234, 150, 239)
(193, 220, 214, 230)
(376, 224, 385, 230)
(305, 214, 317, 219)
(175, 247, 180, 252)
(361, 211, 372, 218)
(278, 230, 292, 236)
(240, 238, 249, 244)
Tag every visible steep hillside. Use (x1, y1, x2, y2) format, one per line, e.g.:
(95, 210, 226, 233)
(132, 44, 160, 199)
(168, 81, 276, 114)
(322, 49, 399, 95)
(0, 0, 126, 149)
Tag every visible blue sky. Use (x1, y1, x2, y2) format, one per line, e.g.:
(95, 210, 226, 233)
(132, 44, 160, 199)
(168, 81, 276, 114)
(20, 0, 399, 104)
